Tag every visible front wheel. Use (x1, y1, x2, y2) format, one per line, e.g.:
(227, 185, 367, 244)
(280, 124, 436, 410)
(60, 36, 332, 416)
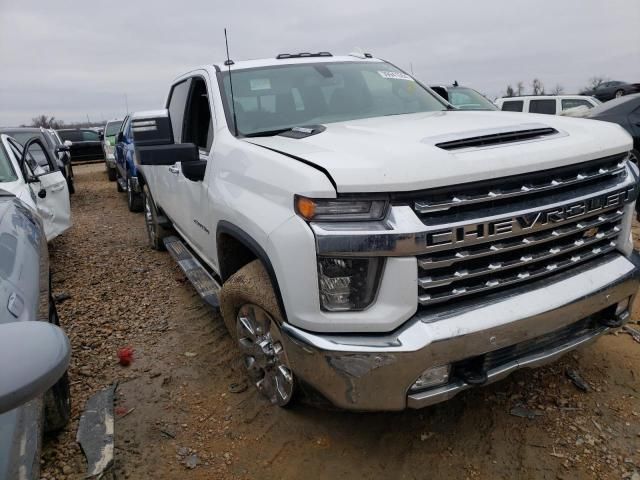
(127, 175, 143, 212)
(615, 89, 624, 98)
(220, 260, 296, 407)
(143, 184, 169, 250)
(44, 296, 71, 432)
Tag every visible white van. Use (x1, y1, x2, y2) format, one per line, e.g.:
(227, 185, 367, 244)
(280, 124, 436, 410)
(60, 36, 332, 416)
(495, 95, 601, 117)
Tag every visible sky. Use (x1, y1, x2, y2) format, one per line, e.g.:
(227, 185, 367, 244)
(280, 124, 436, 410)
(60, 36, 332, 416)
(0, 0, 638, 126)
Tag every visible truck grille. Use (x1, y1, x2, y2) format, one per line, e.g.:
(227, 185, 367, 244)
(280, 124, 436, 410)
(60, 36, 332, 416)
(407, 154, 632, 307)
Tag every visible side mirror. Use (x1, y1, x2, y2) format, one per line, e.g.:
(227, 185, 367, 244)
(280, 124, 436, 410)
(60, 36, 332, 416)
(64, 140, 73, 147)
(117, 132, 124, 143)
(55, 145, 70, 153)
(182, 160, 207, 182)
(0, 322, 70, 414)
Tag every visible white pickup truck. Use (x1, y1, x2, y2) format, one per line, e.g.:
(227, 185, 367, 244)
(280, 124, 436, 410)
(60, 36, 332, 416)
(135, 53, 640, 411)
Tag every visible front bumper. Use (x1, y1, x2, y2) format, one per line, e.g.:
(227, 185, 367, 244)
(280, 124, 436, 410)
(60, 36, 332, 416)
(281, 252, 640, 411)
(105, 154, 116, 167)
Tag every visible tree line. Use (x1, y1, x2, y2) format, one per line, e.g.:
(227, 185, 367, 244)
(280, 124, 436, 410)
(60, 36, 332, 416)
(503, 76, 609, 97)
(24, 114, 103, 129)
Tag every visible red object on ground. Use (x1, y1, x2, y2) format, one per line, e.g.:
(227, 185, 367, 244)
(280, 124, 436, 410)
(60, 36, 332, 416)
(114, 406, 128, 416)
(117, 347, 134, 366)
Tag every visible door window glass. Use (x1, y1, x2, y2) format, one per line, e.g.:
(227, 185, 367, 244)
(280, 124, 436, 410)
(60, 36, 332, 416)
(0, 145, 18, 182)
(82, 130, 100, 141)
(561, 99, 594, 110)
(501, 100, 523, 112)
(529, 99, 556, 114)
(167, 80, 191, 143)
(183, 78, 213, 151)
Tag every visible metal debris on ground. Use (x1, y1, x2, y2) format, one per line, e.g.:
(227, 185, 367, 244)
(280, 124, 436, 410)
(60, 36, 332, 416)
(509, 405, 544, 419)
(622, 325, 640, 343)
(77, 384, 116, 478)
(565, 368, 590, 392)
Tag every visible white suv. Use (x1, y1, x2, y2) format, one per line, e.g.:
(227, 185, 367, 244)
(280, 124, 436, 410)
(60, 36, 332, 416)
(135, 53, 639, 411)
(495, 95, 601, 117)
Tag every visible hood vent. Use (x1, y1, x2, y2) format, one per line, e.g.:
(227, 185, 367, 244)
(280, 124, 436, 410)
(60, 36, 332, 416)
(435, 127, 559, 151)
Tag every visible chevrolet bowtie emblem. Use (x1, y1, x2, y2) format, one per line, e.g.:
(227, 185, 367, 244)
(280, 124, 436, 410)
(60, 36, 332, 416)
(583, 227, 599, 239)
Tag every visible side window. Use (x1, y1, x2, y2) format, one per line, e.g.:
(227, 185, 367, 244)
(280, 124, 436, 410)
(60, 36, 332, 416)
(501, 100, 523, 112)
(529, 99, 556, 115)
(167, 79, 191, 143)
(82, 130, 100, 141)
(562, 99, 594, 110)
(183, 77, 213, 151)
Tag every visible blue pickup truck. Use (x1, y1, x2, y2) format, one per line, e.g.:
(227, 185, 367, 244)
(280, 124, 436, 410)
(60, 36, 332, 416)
(114, 114, 143, 212)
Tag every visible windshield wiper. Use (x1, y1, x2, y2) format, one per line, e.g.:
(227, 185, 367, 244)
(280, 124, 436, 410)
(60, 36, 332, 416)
(243, 128, 293, 138)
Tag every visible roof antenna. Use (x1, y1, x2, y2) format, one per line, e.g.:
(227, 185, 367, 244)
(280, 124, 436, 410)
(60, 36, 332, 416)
(224, 28, 239, 136)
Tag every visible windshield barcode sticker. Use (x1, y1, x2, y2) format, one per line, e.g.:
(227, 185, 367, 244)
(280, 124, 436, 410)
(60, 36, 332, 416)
(378, 71, 413, 81)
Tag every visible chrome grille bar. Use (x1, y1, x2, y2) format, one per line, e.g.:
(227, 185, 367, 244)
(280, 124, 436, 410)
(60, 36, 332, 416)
(414, 160, 626, 213)
(418, 224, 620, 288)
(418, 241, 618, 306)
(418, 209, 623, 269)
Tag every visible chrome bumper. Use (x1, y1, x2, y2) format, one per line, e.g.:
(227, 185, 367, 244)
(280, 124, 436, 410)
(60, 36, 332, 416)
(281, 252, 640, 411)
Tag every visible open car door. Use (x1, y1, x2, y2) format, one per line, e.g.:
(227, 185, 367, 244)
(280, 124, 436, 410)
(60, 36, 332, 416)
(19, 137, 72, 241)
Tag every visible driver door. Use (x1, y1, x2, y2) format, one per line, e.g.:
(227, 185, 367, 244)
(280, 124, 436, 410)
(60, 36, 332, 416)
(7, 137, 71, 241)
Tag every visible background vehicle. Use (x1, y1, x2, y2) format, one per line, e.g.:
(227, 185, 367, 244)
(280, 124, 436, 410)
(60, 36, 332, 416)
(57, 128, 104, 163)
(0, 127, 74, 194)
(430, 83, 497, 110)
(580, 81, 640, 101)
(0, 190, 72, 480)
(588, 93, 640, 154)
(495, 95, 600, 115)
(0, 134, 72, 241)
(114, 113, 146, 212)
(137, 53, 639, 412)
(102, 118, 123, 181)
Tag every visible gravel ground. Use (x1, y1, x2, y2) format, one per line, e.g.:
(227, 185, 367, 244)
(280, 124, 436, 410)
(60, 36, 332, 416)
(41, 163, 640, 479)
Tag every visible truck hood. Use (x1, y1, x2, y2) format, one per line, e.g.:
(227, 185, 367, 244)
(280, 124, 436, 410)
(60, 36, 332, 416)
(245, 111, 633, 193)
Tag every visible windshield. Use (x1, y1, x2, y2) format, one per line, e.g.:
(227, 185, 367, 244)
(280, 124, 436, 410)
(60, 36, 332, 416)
(447, 87, 497, 110)
(221, 61, 447, 136)
(105, 121, 123, 136)
(0, 145, 18, 183)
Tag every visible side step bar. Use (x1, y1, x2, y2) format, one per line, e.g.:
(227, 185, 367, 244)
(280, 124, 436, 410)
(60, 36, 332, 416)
(163, 236, 221, 309)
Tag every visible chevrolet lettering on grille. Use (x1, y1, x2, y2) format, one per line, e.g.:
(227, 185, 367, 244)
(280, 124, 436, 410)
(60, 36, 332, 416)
(426, 187, 635, 249)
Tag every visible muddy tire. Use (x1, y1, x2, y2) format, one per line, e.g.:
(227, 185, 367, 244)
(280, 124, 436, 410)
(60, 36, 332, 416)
(45, 294, 71, 432)
(220, 260, 296, 407)
(44, 372, 71, 432)
(143, 184, 169, 250)
(107, 166, 117, 181)
(127, 175, 143, 213)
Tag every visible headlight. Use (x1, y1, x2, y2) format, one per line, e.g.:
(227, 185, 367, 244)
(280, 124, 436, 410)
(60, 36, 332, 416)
(295, 195, 388, 222)
(317, 257, 383, 311)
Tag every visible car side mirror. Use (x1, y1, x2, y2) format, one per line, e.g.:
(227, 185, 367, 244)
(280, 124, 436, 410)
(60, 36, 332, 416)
(64, 140, 73, 147)
(55, 145, 70, 153)
(0, 322, 70, 414)
(117, 132, 124, 143)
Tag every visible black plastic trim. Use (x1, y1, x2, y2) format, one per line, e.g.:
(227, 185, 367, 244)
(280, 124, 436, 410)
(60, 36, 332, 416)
(217, 221, 288, 321)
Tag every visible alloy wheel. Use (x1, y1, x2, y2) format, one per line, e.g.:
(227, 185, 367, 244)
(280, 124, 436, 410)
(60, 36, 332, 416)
(236, 304, 294, 406)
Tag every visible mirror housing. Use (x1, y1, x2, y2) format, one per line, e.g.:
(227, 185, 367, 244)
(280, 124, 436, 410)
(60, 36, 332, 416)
(55, 145, 70, 153)
(182, 160, 207, 182)
(117, 132, 124, 143)
(63, 140, 73, 147)
(0, 322, 70, 414)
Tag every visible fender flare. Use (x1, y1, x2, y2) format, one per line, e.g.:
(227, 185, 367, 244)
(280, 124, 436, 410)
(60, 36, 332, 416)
(216, 221, 288, 321)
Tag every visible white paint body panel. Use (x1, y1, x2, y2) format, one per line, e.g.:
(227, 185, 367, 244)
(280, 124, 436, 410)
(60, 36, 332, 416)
(142, 61, 634, 333)
(1, 135, 71, 242)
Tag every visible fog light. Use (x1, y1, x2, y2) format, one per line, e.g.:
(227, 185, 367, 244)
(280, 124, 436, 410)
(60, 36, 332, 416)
(410, 365, 451, 391)
(317, 257, 383, 311)
(615, 297, 630, 316)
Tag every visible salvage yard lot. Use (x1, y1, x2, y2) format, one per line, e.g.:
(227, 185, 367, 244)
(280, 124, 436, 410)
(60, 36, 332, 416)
(43, 164, 640, 480)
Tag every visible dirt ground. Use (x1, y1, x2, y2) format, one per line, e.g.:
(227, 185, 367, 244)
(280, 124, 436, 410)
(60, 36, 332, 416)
(41, 163, 640, 480)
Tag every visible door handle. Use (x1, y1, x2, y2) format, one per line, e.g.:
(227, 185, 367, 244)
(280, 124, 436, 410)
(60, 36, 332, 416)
(168, 165, 180, 175)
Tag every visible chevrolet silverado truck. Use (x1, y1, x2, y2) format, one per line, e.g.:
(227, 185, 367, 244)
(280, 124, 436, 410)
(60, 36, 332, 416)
(135, 52, 640, 411)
